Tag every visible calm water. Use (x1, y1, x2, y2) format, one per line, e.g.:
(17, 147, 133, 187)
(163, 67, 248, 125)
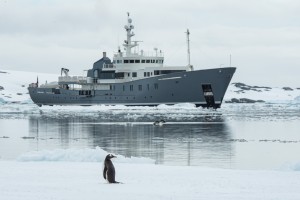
(0, 103, 300, 170)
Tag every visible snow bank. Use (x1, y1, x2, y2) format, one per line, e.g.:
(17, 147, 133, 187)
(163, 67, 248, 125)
(0, 69, 58, 103)
(17, 147, 155, 164)
(224, 84, 300, 103)
(0, 160, 300, 200)
(280, 162, 300, 171)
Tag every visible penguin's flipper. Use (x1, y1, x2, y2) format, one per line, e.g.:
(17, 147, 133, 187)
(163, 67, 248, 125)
(103, 165, 107, 180)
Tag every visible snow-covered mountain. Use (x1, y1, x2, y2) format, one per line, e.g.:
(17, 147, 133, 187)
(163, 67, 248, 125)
(0, 69, 299, 104)
(0, 69, 58, 103)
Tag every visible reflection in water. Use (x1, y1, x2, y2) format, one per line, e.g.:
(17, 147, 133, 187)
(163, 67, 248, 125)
(28, 116, 234, 168)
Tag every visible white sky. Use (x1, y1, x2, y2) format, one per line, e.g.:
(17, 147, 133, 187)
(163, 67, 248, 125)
(0, 0, 300, 87)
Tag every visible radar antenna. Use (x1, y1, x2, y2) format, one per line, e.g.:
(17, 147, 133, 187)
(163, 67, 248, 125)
(123, 12, 138, 56)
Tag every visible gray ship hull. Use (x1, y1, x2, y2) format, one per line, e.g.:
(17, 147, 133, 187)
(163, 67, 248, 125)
(28, 67, 236, 108)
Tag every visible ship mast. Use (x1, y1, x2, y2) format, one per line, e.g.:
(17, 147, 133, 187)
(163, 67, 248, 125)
(186, 29, 190, 66)
(123, 12, 137, 56)
(186, 29, 193, 70)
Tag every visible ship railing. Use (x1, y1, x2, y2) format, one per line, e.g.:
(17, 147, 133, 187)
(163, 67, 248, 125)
(103, 64, 116, 69)
(58, 76, 87, 83)
(114, 52, 164, 57)
(140, 51, 164, 57)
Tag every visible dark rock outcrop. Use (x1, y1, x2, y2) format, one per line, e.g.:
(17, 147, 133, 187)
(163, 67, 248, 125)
(225, 98, 265, 104)
(232, 82, 272, 93)
(282, 87, 293, 91)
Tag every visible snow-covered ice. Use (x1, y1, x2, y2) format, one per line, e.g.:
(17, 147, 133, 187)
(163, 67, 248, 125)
(1, 148, 300, 200)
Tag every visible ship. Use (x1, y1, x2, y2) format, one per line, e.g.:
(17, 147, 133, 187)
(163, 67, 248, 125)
(28, 14, 236, 108)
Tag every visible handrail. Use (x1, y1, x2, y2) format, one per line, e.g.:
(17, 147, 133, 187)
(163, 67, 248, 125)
(58, 76, 87, 83)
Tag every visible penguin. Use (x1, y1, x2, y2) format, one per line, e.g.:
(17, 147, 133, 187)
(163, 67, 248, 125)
(103, 154, 120, 184)
(153, 119, 166, 126)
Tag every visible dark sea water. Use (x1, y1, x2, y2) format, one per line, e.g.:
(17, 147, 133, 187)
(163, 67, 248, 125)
(0, 103, 300, 170)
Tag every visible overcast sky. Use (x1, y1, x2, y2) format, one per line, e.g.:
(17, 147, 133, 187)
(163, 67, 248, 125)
(0, 0, 300, 87)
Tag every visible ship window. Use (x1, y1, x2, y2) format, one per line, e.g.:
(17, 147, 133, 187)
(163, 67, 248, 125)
(130, 60, 134, 63)
(119, 60, 123, 63)
(132, 72, 137, 77)
(135, 60, 140, 63)
(93, 70, 98, 78)
(156, 60, 159, 63)
(147, 72, 150, 77)
(115, 72, 125, 79)
(138, 85, 142, 91)
(144, 72, 146, 77)
(130, 85, 133, 91)
(124, 60, 129, 63)
(128, 73, 130, 77)
(154, 70, 160, 75)
(151, 72, 153, 76)
(100, 71, 115, 79)
(142, 60, 145, 63)
(162, 60, 164, 63)
(146, 60, 150, 63)
(154, 83, 158, 90)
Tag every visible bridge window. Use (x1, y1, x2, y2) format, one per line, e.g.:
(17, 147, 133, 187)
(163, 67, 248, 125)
(154, 83, 158, 90)
(100, 71, 115, 79)
(130, 60, 134, 63)
(124, 60, 129, 63)
(135, 60, 140, 63)
(146, 60, 150, 63)
(93, 70, 98, 78)
(132, 72, 137, 77)
(142, 60, 145, 63)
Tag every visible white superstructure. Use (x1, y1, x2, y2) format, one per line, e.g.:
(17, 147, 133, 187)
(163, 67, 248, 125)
(102, 13, 191, 82)
(57, 13, 193, 86)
